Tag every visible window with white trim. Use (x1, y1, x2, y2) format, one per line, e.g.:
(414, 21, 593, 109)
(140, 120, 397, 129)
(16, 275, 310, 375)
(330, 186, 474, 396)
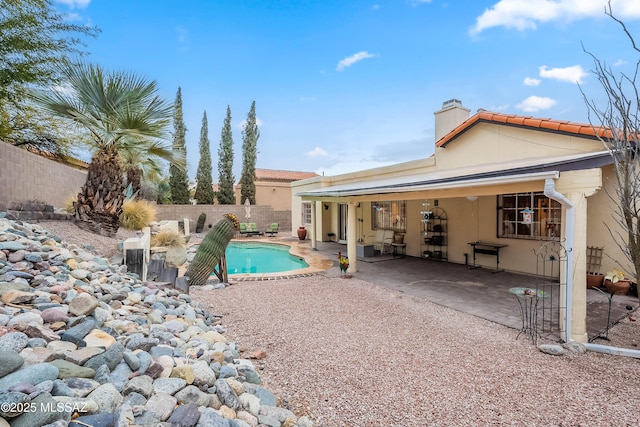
(301, 202, 312, 225)
(498, 192, 561, 240)
(371, 201, 407, 232)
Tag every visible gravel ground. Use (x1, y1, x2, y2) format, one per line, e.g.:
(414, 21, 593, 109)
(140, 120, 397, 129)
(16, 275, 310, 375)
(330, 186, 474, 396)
(192, 277, 640, 426)
(32, 221, 640, 426)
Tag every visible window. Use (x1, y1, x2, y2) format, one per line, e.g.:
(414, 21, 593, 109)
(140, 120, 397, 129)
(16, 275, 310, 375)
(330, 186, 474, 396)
(498, 192, 561, 240)
(371, 201, 407, 231)
(301, 202, 312, 225)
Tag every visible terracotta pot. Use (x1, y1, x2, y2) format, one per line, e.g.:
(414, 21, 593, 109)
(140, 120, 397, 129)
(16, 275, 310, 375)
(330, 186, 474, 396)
(586, 274, 604, 289)
(604, 278, 631, 295)
(297, 226, 307, 240)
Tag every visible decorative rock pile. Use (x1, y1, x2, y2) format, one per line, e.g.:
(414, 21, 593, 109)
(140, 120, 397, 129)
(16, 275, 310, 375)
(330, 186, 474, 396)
(0, 214, 313, 427)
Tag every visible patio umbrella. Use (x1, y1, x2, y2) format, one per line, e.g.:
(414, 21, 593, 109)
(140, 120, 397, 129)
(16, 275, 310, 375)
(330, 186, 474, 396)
(244, 198, 251, 220)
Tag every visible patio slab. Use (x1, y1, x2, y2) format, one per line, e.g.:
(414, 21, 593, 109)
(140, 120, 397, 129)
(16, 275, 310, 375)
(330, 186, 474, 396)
(311, 241, 638, 342)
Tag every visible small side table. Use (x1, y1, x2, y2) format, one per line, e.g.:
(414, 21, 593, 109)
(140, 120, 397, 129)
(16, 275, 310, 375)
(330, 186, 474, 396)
(391, 243, 407, 258)
(509, 287, 546, 344)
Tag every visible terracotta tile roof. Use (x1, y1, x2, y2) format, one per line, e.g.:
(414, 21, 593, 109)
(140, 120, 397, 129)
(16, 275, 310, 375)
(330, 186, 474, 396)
(436, 111, 611, 148)
(28, 148, 89, 169)
(255, 168, 319, 182)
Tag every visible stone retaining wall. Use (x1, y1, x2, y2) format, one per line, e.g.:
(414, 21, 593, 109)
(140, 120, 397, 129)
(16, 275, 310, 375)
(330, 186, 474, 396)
(0, 141, 86, 209)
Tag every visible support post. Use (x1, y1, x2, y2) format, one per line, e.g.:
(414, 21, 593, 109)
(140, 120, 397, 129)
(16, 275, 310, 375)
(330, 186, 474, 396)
(347, 202, 357, 273)
(311, 200, 317, 250)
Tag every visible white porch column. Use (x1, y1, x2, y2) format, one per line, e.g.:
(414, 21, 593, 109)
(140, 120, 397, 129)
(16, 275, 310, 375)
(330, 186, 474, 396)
(347, 202, 358, 273)
(311, 201, 317, 250)
(554, 169, 601, 343)
(568, 191, 588, 343)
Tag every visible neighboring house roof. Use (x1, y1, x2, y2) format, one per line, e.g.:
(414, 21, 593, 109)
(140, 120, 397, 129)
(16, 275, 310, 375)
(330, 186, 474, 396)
(255, 168, 318, 182)
(297, 151, 613, 198)
(436, 111, 611, 148)
(28, 148, 89, 170)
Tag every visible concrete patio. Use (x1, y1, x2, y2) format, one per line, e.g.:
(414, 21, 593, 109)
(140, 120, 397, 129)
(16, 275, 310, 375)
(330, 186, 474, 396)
(306, 241, 638, 342)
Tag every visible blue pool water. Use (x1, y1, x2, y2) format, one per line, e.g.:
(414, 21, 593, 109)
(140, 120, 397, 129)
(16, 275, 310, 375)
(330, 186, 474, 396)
(225, 242, 308, 274)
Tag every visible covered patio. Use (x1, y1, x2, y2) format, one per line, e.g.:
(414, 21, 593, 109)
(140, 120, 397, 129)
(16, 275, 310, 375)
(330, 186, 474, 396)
(313, 241, 638, 342)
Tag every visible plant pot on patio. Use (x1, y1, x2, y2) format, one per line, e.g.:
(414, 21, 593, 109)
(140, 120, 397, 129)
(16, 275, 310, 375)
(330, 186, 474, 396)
(604, 278, 631, 295)
(586, 273, 604, 289)
(297, 226, 307, 240)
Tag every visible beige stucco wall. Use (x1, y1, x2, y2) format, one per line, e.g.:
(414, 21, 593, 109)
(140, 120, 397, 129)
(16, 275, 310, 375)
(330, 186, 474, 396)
(586, 164, 633, 279)
(0, 141, 87, 209)
(234, 180, 297, 212)
(434, 124, 605, 170)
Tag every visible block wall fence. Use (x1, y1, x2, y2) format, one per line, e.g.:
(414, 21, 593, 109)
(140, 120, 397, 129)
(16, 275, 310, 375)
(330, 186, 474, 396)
(0, 141, 86, 209)
(155, 205, 293, 236)
(1, 141, 293, 234)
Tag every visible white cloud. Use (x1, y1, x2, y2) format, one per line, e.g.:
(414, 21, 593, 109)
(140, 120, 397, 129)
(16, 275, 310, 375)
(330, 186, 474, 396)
(315, 160, 396, 176)
(176, 27, 188, 43)
(336, 51, 377, 71)
(516, 95, 557, 112)
(55, 0, 90, 8)
(372, 4, 380, 10)
(307, 147, 329, 158)
(490, 104, 510, 111)
(614, 59, 627, 66)
(410, 0, 432, 5)
(238, 117, 264, 130)
(470, 0, 640, 35)
(64, 12, 82, 21)
(523, 77, 541, 86)
(299, 96, 317, 102)
(539, 65, 587, 84)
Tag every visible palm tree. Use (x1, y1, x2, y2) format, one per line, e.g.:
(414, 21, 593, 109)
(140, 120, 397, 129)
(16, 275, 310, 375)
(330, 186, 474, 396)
(31, 63, 173, 237)
(119, 137, 185, 197)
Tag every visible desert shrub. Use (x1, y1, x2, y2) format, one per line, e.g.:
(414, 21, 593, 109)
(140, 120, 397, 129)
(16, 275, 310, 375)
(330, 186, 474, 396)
(119, 199, 157, 230)
(151, 229, 185, 248)
(63, 195, 77, 213)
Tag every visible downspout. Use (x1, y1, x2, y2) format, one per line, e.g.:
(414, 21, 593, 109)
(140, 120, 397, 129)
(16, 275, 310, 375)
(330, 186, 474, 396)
(544, 178, 574, 343)
(545, 179, 640, 358)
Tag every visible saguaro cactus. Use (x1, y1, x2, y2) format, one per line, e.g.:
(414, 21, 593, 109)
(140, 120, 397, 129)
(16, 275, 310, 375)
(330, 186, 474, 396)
(185, 214, 238, 286)
(195, 212, 206, 233)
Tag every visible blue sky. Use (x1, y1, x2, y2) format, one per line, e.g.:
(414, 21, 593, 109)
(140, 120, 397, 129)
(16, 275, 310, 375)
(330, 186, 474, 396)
(55, 0, 640, 179)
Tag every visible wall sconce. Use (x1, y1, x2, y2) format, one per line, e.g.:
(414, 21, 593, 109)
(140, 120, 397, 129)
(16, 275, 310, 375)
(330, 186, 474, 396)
(466, 196, 479, 202)
(323, 204, 329, 210)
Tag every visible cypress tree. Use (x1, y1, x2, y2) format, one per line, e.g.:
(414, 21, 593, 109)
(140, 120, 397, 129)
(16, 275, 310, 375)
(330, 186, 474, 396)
(240, 101, 259, 205)
(217, 106, 235, 205)
(194, 111, 215, 204)
(169, 87, 190, 204)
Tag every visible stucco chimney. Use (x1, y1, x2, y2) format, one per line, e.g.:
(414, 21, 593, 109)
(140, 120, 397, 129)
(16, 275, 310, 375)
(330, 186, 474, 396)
(434, 99, 471, 142)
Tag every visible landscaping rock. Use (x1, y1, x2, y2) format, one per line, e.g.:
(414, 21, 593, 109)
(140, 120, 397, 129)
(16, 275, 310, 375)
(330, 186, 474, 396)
(0, 216, 310, 427)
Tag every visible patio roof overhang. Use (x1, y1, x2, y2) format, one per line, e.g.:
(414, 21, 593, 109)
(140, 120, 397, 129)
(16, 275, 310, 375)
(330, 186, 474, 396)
(297, 150, 613, 201)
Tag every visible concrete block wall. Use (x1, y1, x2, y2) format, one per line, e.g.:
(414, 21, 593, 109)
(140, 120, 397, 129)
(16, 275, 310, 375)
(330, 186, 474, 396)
(155, 204, 292, 235)
(0, 141, 86, 209)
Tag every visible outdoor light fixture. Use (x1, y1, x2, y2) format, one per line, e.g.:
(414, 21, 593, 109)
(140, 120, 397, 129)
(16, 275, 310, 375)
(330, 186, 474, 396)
(466, 196, 479, 202)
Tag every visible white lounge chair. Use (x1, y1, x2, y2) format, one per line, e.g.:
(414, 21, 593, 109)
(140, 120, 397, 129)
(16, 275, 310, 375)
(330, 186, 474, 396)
(366, 229, 393, 255)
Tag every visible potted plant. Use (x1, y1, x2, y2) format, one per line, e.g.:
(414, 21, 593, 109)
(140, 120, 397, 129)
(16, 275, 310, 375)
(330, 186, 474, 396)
(604, 268, 631, 295)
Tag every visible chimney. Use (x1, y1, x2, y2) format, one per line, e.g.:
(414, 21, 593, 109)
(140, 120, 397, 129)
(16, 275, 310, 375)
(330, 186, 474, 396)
(434, 99, 471, 142)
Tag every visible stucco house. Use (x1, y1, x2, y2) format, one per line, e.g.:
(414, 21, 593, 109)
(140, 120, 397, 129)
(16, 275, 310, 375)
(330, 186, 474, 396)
(235, 168, 318, 211)
(292, 98, 627, 344)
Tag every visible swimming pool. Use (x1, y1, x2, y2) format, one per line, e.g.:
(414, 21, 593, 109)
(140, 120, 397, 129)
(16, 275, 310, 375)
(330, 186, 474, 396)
(226, 242, 309, 274)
